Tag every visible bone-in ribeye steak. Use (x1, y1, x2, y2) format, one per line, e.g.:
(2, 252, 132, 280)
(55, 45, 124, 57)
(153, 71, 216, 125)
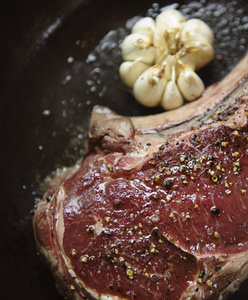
(33, 54, 248, 300)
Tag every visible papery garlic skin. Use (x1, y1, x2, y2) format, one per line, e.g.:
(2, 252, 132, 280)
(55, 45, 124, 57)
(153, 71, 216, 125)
(120, 9, 215, 110)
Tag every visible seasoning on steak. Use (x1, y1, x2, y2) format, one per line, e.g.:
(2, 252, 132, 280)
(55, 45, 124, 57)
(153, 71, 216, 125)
(33, 54, 248, 300)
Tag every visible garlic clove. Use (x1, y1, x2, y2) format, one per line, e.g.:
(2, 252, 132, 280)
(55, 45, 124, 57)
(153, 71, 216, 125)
(161, 80, 184, 110)
(154, 9, 185, 56)
(177, 67, 204, 101)
(161, 55, 179, 81)
(121, 33, 156, 64)
(153, 24, 169, 60)
(181, 34, 212, 46)
(180, 19, 214, 46)
(155, 46, 170, 65)
(178, 40, 214, 70)
(119, 59, 151, 87)
(155, 9, 185, 31)
(132, 17, 156, 38)
(133, 65, 167, 107)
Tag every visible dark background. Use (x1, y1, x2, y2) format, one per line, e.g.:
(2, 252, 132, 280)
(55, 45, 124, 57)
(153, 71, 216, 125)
(1, 0, 248, 299)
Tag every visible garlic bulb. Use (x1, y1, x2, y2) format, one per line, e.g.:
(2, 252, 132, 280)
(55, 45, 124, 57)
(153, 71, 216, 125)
(119, 9, 214, 110)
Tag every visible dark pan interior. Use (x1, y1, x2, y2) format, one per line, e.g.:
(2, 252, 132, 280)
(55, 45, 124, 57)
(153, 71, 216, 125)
(1, 0, 248, 299)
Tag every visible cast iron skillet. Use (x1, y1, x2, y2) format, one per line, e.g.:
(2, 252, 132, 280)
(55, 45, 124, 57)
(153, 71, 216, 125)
(1, 0, 248, 299)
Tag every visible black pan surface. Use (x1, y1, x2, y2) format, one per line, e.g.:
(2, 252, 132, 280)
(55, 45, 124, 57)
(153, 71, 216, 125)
(1, 0, 248, 299)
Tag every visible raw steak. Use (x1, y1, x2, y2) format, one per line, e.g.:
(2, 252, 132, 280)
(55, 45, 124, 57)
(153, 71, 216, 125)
(33, 54, 248, 300)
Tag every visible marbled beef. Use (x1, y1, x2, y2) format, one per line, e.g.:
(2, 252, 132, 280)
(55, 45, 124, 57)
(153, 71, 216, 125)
(33, 54, 248, 300)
